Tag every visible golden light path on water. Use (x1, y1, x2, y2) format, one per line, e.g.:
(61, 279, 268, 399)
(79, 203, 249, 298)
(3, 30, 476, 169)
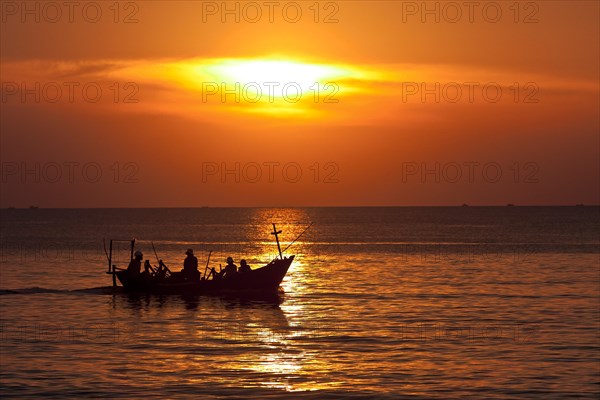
(238, 208, 343, 391)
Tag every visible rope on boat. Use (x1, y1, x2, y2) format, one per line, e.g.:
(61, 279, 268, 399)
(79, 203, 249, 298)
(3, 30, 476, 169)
(280, 222, 313, 255)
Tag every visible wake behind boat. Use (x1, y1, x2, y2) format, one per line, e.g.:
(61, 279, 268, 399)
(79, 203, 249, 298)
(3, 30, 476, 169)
(105, 224, 299, 296)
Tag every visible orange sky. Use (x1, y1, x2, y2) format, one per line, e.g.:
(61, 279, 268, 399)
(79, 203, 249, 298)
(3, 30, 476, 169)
(1, 1, 598, 207)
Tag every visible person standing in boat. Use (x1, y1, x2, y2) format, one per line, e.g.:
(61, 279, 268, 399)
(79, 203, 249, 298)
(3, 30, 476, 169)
(182, 248, 199, 280)
(239, 259, 251, 274)
(221, 256, 238, 278)
(127, 250, 143, 278)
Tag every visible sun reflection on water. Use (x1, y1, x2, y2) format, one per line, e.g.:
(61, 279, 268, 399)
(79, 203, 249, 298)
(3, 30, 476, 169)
(224, 208, 342, 391)
(247, 208, 312, 263)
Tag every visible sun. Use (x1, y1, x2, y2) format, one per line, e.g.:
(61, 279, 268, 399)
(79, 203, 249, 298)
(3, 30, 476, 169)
(149, 56, 371, 117)
(201, 59, 350, 98)
(182, 58, 360, 96)
(195, 58, 364, 107)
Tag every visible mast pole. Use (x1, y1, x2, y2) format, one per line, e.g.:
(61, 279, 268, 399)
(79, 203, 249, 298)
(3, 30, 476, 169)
(271, 224, 283, 259)
(130, 238, 135, 260)
(109, 239, 115, 287)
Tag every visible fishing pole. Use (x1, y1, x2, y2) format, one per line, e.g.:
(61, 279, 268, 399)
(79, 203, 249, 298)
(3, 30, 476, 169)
(102, 238, 109, 263)
(151, 241, 160, 264)
(152, 241, 172, 275)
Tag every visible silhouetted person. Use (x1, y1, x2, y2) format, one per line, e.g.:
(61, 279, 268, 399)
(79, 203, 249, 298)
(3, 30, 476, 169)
(142, 260, 152, 280)
(182, 248, 199, 280)
(208, 267, 218, 280)
(221, 256, 238, 278)
(127, 250, 143, 278)
(239, 259, 251, 273)
(155, 260, 170, 280)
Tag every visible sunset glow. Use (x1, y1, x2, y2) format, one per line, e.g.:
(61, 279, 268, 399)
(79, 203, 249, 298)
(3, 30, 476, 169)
(1, 1, 599, 398)
(0, 1, 598, 207)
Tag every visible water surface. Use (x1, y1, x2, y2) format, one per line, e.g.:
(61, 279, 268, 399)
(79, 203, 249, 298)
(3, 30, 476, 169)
(1, 207, 599, 398)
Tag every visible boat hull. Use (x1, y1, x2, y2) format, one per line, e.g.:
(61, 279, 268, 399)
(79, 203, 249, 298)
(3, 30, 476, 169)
(116, 256, 294, 295)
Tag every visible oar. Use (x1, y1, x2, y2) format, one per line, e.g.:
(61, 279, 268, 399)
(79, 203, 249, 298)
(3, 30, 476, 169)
(203, 250, 213, 279)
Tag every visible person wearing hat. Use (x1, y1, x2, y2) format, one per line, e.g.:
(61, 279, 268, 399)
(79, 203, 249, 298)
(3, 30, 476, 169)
(127, 250, 143, 277)
(221, 256, 238, 278)
(182, 248, 199, 280)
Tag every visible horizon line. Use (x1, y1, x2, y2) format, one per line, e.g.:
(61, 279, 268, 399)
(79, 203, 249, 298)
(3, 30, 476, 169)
(3, 204, 598, 210)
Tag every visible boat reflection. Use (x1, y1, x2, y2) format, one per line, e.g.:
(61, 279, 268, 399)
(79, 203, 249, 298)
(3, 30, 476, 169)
(111, 291, 287, 312)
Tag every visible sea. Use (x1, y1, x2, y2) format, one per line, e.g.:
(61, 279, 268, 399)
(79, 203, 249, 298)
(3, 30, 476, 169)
(1, 207, 599, 398)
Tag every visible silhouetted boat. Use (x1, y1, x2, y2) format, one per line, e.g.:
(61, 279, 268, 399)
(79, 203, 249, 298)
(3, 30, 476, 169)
(114, 256, 294, 295)
(105, 224, 302, 296)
